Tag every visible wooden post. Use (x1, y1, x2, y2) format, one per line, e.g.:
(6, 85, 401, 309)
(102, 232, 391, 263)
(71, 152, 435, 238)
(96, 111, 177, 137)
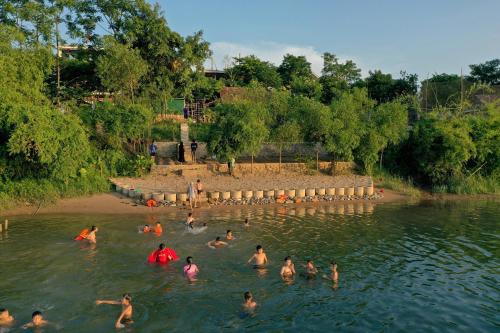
(0, 223, 2, 233)
(251, 154, 254, 174)
(4, 219, 7, 230)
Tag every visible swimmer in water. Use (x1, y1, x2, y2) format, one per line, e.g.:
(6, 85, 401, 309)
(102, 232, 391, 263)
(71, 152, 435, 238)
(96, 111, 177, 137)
(226, 230, 234, 240)
(22, 311, 48, 329)
(304, 260, 318, 277)
(244, 218, 250, 227)
(330, 262, 339, 283)
(242, 291, 257, 311)
(96, 293, 133, 329)
(207, 236, 227, 248)
(0, 308, 14, 327)
(280, 256, 296, 280)
(186, 212, 195, 229)
(247, 245, 268, 267)
(154, 222, 162, 234)
(143, 224, 150, 233)
(183, 256, 199, 281)
(85, 225, 98, 244)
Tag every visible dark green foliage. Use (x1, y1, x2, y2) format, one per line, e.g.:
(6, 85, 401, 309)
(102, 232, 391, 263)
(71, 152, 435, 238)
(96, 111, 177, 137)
(468, 59, 500, 85)
(225, 55, 282, 88)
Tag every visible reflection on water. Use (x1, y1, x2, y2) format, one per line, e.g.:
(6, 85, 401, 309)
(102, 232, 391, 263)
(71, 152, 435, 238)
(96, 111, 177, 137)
(0, 200, 499, 332)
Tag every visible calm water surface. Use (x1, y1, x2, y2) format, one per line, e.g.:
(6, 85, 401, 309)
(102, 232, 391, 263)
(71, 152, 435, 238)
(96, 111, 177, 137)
(0, 200, 499, 332)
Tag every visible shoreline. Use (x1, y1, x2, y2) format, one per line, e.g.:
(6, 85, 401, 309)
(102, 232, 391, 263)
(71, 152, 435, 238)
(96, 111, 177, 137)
(1, 188, 497, 218)
(1, 189, 409, 217)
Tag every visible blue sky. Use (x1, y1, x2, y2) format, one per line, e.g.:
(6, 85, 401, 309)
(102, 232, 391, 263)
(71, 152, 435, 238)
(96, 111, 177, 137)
(157, 0, 500, 80)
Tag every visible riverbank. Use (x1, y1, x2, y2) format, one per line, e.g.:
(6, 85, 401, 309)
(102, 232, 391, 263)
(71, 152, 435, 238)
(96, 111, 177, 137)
(1, 188, 409, 217)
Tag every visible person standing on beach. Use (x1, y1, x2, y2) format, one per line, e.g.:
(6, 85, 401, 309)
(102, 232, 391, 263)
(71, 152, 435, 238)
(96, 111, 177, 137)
(178, 142, 185, 163)
(149, 140, 158, 164)
(196, 179, 203, 199)
(190, 140, 198, 163)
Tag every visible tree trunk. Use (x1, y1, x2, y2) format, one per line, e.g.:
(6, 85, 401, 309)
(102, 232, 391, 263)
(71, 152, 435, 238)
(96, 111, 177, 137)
(251, 154, 254, 174)
(332, 155, 337, 176)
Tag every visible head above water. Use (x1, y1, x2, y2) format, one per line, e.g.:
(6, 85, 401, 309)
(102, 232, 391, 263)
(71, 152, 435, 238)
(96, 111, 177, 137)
(245, 218, 249, 224)
(256, 245, 262, 252)
(331, 262, 337, 269)
(284, 256, 292, 262)
(244, 291, 253, 301)
(156, 222, 161, 225)
(215, 236, 221, 241)
(159, 243, 165, 250)
(32, 311, 42, 320)
(0, 308, 8, 318)
(122, 293, 132, 304)
(186, 256, 193, 264)
(90, 225, 97, 231)
(197, 179, 200, 183)
(226, 230, 232, 234)
(188, 212, 193, 217)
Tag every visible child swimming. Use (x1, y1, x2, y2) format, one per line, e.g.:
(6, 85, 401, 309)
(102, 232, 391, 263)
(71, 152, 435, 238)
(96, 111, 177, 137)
(22, 311, 48, 329)
(183, 256, 199, 281)
(96, 294, 133, 329)
(207, 236, 227, 249)
(242, 291, 257, 311)
(226, 230, 234, 240)
(154, 222, 162, 235)
(304, 260, 318, 277)
(280, 256, 296, 280)
(247, 245, 268, 267)
(0, 308, 14, 327)
(142, 224, 151, 233)
(85, 226, 98, 244)
(244, 218, 250, 227)
(330, 262, 339, 283)
(186, 213, 195, 229)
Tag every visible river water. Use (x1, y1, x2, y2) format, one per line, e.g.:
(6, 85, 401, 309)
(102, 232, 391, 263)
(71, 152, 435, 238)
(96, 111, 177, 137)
(0, 200, 498, 332)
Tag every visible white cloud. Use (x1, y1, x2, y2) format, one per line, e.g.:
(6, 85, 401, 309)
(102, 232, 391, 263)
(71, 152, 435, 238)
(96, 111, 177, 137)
(206, 41, 367, 76)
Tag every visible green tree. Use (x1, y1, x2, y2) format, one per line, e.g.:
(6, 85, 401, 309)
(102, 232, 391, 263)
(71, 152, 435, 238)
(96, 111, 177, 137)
(319, 52, 361, 104)
(207, 101, 269, 165)
(277, 54, 314, 86)
(226, 55, 282, 88)
(356, 100, 408, 174)
(271, 121, 301, 172)
(96, 36, 148, 103)
(325, 88, 374, 174)
(468, 59, 500, 85)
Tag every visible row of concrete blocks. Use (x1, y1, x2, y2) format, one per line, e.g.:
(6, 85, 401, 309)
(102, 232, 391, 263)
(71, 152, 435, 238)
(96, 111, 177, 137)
(206, 186, 374, 200)
(112, 182, 374, 203)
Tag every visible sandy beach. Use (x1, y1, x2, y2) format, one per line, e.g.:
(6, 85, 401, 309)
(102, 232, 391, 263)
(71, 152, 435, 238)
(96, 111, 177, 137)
(1, 187, 408, 217)
(114, 171, 373, 193)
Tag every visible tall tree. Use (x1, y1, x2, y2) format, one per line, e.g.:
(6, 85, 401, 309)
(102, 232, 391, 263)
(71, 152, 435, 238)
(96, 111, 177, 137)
(468, 59, 500, 85)
(225, 55, 282, 88)
(277, 54, 314, 86)
(96, 36, 148, 103)
(319, 52, 361, 104)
